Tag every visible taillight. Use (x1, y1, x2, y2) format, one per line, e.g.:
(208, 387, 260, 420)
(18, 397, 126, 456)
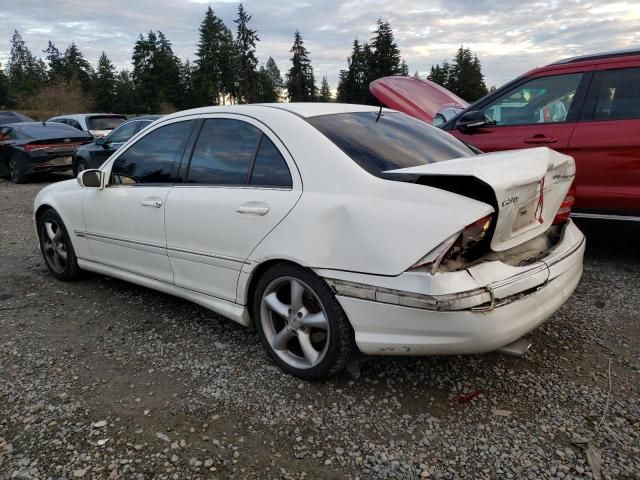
(24, 143, 52, 152)
(409, 214, 493, 274)
(553, 182, 576, 225)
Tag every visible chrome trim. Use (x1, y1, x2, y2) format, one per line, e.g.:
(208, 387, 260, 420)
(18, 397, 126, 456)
(166, 245, 244, 264)
(572, 212, 640, 222)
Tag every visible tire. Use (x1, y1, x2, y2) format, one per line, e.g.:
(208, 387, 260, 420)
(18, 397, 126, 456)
(252, 263, 356, 380)
(74, 158, 89, 177)
(37, 209, 81, 280)
(8, 157, 27, 184)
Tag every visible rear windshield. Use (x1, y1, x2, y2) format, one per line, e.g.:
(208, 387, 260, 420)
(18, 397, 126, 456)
(307, 111, 475, 176)
(18, 123, 89, 139)
(87, 116, 127, 130)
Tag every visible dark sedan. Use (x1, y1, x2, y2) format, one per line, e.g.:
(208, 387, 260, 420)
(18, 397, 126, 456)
(0, 111, 34, 125)
(72, 115, 162, 175)
(0, 122, 92, 183)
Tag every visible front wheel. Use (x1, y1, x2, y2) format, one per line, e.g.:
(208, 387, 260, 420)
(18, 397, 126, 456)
(252, 263, 356, 380)
(37, 209, 81, 280)
(74, 158, 89, 177)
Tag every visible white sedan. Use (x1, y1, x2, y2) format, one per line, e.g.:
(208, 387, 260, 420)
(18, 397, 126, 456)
(34, 104, 585, 379)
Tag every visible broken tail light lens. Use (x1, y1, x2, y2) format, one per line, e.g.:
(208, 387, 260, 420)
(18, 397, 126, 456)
(552, 182, 576, 225)
(409, 214, 493, 274)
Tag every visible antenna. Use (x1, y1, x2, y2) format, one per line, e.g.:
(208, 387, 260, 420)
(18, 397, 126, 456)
(376, 105, 383, 122)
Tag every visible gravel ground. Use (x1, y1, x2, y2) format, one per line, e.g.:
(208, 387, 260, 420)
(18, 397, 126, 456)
(1, 175, 638, 480)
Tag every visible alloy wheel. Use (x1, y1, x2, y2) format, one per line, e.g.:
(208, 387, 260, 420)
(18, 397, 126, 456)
(260, 276, 330, 369)
(41, 220, 68, 274)
(9, 159, 19, 182)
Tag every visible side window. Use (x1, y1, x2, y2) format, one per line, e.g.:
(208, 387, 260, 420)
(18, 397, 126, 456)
(70, 120, 83, 130)
(110, 121, 193, 185)
(249, 136, 292, 187)
(593, 68, 640, 121)
(107, 122, 138, 144)
(483, 73, 583, 126)
(0, 127, 12, 141)
(186, 119, 260, 185)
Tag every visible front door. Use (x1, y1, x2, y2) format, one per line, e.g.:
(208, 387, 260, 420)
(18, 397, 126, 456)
(164, 116, 302, 302)
(450, 72, 588, 155)
(82, 119, 195, 283)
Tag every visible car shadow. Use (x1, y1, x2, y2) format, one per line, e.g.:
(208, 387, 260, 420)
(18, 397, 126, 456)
(573, 217, 640, 262)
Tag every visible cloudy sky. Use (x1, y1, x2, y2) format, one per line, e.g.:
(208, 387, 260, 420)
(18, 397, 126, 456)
(1, 0, 639, 91)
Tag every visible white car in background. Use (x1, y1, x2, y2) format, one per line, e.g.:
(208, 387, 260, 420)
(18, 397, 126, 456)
(33, 104, 585, 379)
(47, 113, 127, 138)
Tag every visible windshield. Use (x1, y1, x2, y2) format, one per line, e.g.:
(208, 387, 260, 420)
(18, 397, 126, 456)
(307, 111, 475, 176)
(87, 116, 127, 131)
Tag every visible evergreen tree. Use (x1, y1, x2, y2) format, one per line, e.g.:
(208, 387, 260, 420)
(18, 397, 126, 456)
(318, 76, 332, 102)
(132, 31, 182, 112)
(61, 42, 94, 91)
(6, 30, 47, 103)
(177, 59, 196, 109)
(234, 4, 260, 103)
(257, 57, 283, 102)
(113, 70, 136, 113)
(337, 39, 372, 104)
(400, 59, 409, 76)
(428, 48, 487, 101)
(43, 41, 64, 82)
(369, 19, 402, 80)
(93, 51, 116, 112)
(286, 30, 316, 102)
(194, 6, 237, 105)
(448, 47, 487, 101)
(0, 62, 9, 107)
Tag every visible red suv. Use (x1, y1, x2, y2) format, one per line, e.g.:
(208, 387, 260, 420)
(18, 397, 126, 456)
(371, 50, 640, 220)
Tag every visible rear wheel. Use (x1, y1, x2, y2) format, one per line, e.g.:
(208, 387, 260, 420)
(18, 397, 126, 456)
(252, 263, 356, 380)
(38, 209, 80, 280)
(8, 157, 27, 184)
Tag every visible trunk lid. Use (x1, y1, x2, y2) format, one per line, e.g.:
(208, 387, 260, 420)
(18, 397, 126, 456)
(369, 76, 469, 124)
(385, 147, 576, 251)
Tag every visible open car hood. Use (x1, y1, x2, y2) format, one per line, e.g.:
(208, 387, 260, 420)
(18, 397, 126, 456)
(385, 147, 576, 252)
(369, 76, 469, 124)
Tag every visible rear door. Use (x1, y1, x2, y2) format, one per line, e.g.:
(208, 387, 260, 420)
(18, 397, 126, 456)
(164, 115, 302, 302)
(569, 65, 640, 214)
(450, 71, 590, 154)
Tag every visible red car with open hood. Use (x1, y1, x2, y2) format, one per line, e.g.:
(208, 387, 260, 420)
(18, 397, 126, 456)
(371, 49, 640, 221)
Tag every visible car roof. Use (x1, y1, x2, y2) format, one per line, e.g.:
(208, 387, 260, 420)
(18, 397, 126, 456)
(48, 113, 127, 120)
(549, 48, 640, 65)
(161, 103, 387, 122)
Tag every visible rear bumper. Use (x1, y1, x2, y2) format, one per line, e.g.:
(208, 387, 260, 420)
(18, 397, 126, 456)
(326, 221, 585, 355)
(23, 155, 73, 175)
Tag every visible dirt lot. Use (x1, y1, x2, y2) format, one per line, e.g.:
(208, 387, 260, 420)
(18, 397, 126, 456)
(1, 174, 638, 480)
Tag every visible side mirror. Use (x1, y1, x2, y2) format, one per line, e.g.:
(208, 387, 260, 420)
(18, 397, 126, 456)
(77, 169, 103, 189)
(456, 110, 488, 130)
(95, 137, 106, 146)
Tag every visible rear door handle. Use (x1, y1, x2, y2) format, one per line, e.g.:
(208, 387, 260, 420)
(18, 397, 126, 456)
(236, 202, 269, 216)
(141, 198, 163, 208)
(524, 135, 557, 144)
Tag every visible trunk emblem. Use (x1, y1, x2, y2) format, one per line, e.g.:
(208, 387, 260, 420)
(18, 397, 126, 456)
(64, 138, 71, 143)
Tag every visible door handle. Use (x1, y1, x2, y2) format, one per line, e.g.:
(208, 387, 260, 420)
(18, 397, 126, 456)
(524, 135, 557, 144)
(141, 198, 163, 208)
(236, 202, 269, 216)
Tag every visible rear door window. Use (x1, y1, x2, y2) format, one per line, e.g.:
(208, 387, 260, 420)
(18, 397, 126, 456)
(593, 67, 640, 121)
(185, 119, 261, 185)
(110, 121, 193, 185)
(249, 136, 292, 187)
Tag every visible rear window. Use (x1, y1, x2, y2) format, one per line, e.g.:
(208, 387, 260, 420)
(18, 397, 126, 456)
(17, 123, 89, 140)
(307, 111, 475, 176)
(87, 116, 127, 130)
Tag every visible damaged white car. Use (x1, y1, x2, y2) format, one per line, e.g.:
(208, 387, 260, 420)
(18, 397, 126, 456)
(34, 104, 585, 379)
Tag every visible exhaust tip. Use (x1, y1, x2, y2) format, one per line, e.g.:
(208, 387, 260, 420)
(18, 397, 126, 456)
(496, 338, 532, 357)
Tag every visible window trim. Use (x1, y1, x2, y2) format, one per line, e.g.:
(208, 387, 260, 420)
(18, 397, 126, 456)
(454, 71, 593, 129)
(180, 116, 294, 190)
(579, 67, 640, 123)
